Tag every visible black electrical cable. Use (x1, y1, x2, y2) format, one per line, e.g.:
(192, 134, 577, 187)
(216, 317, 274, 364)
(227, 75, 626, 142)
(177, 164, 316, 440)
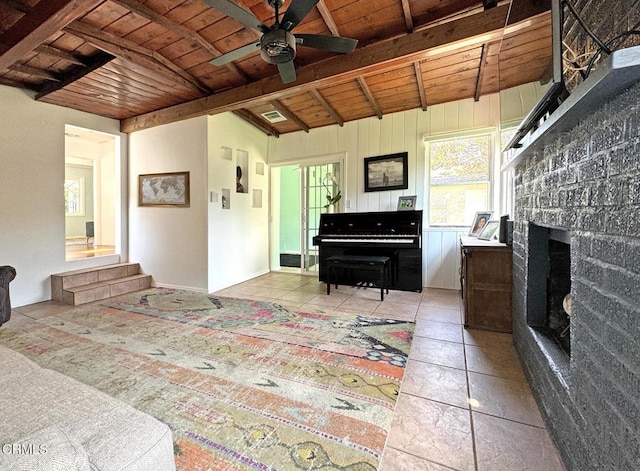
(562, 0, 640, 80)
(584, 31, 640, 78)
(563, 0, 612, 55)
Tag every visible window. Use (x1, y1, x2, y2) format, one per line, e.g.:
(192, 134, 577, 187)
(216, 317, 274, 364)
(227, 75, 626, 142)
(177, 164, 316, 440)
(427, 133, 492, 226)
(64, 177, 85, 216)
(500, 126, 518, 166)
(500, 125, 519, 217)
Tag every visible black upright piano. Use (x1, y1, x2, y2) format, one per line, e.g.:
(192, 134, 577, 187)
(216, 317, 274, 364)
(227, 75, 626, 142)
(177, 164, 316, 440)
(312, 210, 423, 292)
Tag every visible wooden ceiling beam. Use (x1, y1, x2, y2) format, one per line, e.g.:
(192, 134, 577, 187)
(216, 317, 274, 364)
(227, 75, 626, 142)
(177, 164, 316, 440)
(36, 51, 114, 99)
(0, 76, 38, 89)
(401, 0, 414, 33)
(233, 109, 280, 137)
(316, 0, 340, 36)
(64, 21, 209, 95)
(311, 89, 344, 126)
(0, 0, 103, 71)
(35, 44, 85, 66)
(414, 62, 427, 111)
(357, 77, 382, 119)
(121, 2, 549, 132)
(109, 0, 249, 83)
(9, 63, 60, 81)
(269, 100, 310, 133)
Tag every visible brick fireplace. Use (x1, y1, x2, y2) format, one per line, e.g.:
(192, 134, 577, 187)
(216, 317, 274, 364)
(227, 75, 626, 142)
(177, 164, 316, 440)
(511, 79, 640, 470)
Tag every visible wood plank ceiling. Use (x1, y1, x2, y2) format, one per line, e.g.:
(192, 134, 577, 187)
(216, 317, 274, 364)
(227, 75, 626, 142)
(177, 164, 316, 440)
(0, 0, 552, 136)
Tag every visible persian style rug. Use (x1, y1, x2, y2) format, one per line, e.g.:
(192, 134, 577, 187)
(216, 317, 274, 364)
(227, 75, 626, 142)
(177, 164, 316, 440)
(0, 288, 415, 471)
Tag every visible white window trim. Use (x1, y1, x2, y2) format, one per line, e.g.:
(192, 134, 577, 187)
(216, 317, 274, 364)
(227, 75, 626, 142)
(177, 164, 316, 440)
(423, 127, 497, 228)
(499, 122, 520, 219)
(65, 175, 85, 217)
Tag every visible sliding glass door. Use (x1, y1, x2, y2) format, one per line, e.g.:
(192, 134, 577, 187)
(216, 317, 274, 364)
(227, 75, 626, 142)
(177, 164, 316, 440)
(301, 162, 341, 273)
(277, 160, 342, 273)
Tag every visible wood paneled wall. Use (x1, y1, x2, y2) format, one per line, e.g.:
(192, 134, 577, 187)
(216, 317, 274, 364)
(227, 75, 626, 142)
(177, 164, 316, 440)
(268, 83, 547, 289)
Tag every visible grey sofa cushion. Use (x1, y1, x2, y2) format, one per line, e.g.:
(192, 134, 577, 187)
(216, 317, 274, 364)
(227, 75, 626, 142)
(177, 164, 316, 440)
(0, 346, 175, 471)
(0, 425, 91, 471)
(0, 344, 41, 378)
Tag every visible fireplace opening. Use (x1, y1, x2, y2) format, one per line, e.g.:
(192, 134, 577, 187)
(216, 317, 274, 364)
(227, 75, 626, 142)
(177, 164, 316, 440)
(547, 238, 571, 355)
(526, 223, 572, 357)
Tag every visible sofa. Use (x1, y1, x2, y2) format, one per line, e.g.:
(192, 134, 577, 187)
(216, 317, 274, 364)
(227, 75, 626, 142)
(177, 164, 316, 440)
(0, 344, 176, 471)
(0, 265, 16, 326)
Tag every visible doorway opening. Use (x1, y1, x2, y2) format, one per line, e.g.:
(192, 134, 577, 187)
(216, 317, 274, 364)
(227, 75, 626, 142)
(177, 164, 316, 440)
(275, 158, 342, 274)
(64, 125, 119, 261)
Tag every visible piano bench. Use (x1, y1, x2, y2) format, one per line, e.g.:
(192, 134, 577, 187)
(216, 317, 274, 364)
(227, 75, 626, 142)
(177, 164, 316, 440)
(326, 255, 391, 301)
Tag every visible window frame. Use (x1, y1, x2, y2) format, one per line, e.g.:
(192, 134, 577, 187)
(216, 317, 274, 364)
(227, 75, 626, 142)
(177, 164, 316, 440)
(424, 127, 497, 228)
(64, 175, 86, 217)
(499, 122, 521, 219)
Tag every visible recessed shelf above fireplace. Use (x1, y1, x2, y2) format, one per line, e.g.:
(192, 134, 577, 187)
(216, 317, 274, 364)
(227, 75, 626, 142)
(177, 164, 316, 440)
(503, 44, 640, 171)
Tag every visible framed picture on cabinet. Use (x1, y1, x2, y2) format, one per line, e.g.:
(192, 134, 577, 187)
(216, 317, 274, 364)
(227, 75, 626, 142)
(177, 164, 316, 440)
(478, 220, 500, 240)
(468, 211, 493, 236)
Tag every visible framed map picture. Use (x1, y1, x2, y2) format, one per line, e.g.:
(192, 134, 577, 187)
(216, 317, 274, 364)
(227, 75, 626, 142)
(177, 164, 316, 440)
(139, 171, 190, 207)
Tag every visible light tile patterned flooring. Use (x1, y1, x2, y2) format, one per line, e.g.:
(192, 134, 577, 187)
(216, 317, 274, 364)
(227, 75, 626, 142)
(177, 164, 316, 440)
(11, 271, 566, 471)
(216, 272, 566, 471)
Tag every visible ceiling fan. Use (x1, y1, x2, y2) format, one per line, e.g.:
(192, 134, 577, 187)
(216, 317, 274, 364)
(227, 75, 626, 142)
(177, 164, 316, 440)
(206, 0, 358, 83)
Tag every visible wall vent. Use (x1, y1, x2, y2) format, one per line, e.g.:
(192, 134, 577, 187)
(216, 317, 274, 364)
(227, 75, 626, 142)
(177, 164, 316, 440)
(261, 110, 287, 123)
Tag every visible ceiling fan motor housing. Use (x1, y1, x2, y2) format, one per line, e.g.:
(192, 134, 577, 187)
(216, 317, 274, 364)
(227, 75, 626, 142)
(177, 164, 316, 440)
(261, 28, 296, 64)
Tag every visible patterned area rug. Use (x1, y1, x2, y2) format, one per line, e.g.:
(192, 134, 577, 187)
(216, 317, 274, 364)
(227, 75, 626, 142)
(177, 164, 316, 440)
(0, 288, 415, 471)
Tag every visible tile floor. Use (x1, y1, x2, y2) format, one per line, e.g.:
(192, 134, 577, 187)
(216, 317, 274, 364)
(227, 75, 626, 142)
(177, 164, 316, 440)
(216, 272, 566, 471)
(10, 271, 566, 471)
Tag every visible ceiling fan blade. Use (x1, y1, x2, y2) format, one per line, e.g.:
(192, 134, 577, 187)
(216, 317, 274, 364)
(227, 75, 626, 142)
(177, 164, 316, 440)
(210, 42, 260, 66)
(277, 61, 296, 83)
(295, 34, 358, 54)
(280, 0, 319, 31)
(202, 0, 269, 33)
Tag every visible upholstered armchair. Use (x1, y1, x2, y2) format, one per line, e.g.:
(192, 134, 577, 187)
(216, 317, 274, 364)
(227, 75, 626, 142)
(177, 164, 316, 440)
(0, 266, 16, 326)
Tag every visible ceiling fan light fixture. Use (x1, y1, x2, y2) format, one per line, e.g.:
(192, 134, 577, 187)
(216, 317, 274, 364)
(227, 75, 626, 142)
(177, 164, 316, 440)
(260, 29, 296, 64)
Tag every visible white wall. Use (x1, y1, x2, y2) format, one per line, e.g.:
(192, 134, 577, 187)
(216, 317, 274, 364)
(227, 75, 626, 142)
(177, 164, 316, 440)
(0, 85, 124, 306)
(268, 82, 548, 289)
(207, 113, 270, 293)
(127, 113, 269, 294)
(128, 117, 209, 292)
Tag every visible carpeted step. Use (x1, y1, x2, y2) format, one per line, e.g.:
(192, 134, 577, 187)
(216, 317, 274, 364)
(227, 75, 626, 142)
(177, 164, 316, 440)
(51, 264, 151, 306)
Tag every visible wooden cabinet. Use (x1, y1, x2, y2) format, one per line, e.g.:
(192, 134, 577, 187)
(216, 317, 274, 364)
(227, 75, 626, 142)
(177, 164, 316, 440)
(460, 236, 513, 333)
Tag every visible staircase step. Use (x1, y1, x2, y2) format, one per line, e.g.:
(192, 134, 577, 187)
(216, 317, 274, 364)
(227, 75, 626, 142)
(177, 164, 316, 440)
(51, 263, 151, 306)
(52, 263, 141, 290)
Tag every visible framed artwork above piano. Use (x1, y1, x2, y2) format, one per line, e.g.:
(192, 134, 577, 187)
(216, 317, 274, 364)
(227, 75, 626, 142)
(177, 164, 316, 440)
(313, 210, 423, 292)
(364, 152, 408, 192)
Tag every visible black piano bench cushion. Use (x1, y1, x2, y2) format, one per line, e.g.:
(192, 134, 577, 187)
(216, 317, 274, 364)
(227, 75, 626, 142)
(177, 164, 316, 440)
(326, 255, 390, 301)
